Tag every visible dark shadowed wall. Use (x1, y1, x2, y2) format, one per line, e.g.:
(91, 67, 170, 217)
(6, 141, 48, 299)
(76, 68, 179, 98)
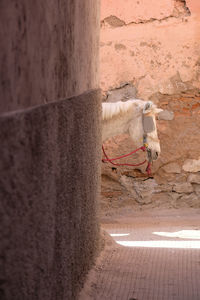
(0, 1, 101, 299)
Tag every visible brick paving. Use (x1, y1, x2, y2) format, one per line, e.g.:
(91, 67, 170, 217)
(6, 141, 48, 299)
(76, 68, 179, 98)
(80, 209, 200, 300)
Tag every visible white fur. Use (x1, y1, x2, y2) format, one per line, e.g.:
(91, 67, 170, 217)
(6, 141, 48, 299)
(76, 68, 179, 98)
(102, 99, 162, 161)
(102, 100, 136, 120)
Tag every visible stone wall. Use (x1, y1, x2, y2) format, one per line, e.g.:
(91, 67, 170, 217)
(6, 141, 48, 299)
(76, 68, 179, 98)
(100, 0, 200, 208)
(0, 1, 101, 299)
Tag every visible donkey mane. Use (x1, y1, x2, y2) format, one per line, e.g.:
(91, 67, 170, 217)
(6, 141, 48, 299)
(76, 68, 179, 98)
(102, 100, 138, 121)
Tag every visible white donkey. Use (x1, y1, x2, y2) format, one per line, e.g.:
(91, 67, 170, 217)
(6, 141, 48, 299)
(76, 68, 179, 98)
(102, 99, 163, 162)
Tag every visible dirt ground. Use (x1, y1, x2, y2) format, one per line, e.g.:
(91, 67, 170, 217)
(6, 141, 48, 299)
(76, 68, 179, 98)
(79, 207, 200, 300)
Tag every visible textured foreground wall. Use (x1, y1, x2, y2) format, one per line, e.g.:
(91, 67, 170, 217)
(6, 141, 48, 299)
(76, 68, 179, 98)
(0, 1, 101, 299)
(0, 1, 100, 113)
(100, 0, 200, 209)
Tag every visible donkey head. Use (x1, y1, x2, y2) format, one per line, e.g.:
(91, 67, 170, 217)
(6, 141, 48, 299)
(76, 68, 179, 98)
(128, 101, 163, 162)
(142, 101, 163, 161)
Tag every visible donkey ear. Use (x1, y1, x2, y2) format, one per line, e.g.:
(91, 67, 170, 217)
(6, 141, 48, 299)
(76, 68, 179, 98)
(143, 101, 153, 114)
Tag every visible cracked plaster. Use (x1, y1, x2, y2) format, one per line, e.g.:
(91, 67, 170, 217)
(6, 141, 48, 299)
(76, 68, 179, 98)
(100, 0, 200, 208)
(100, 0, 199, 96)
(101, 0, 190, 27)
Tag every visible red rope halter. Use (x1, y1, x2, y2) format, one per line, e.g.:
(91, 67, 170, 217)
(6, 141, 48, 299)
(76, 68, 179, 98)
(102, 145, 152, 176)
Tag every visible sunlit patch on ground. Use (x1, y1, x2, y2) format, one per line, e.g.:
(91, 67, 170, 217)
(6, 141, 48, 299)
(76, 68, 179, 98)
(153, 230, 200, 239)
(110, 233, 130, 237)
(116, 240, 200, 249)
(109, 229, 200, 249)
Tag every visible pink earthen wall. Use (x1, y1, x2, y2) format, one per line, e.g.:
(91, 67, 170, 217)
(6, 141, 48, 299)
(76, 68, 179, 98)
(100, 0, 200, 207)
(100, 0, 200, 98)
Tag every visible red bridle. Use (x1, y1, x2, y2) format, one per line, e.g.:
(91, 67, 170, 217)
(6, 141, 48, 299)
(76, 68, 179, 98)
(102, 145, 152, 176)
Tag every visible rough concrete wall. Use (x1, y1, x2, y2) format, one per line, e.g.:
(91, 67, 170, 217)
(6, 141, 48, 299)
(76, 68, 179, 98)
(0, 91, 101, 300)
(0, 1, 101, 299)
(100, 0, 200, 208)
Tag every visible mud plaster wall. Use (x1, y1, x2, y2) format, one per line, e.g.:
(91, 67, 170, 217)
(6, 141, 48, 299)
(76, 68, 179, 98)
(0, 1, 101, 300)
(0, 0, 100, 114)
(100, 0, 200, 96)
(100, 0, 200, 208)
